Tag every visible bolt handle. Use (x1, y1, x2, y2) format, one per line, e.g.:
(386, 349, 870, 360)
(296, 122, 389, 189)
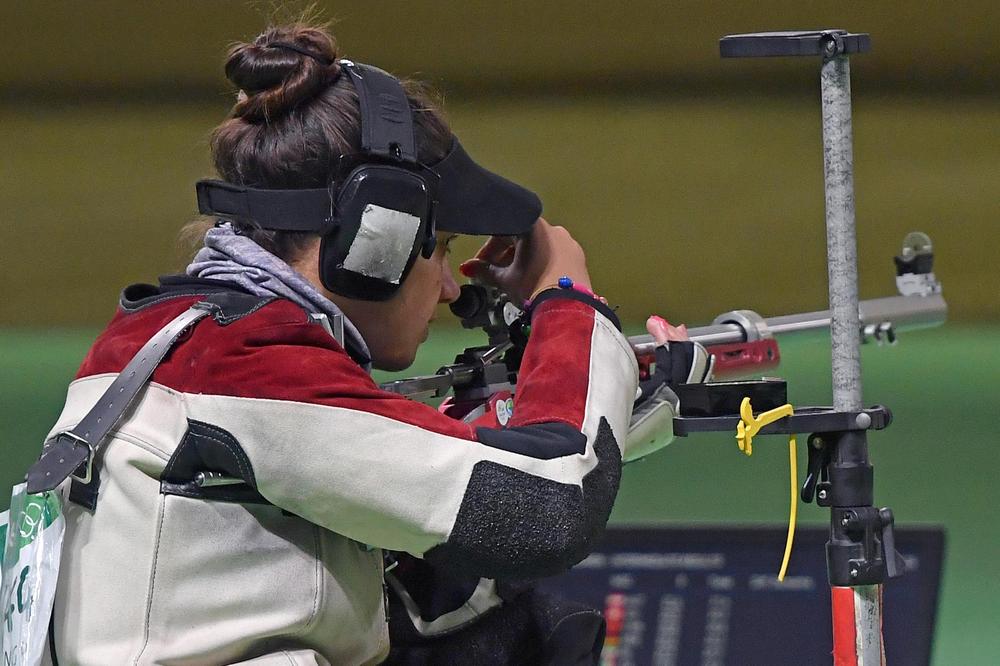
(720, 30, 871, 59)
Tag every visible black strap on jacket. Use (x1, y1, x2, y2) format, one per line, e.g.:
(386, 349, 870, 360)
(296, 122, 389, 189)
(25, 296, 253, 508)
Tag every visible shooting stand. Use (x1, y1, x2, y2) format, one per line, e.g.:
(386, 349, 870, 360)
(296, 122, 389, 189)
(381, 29, 945, 665)
(673, 30, 899, 665)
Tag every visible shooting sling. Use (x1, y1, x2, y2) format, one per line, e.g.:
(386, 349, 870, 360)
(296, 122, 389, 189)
(26, 299, 225, 508)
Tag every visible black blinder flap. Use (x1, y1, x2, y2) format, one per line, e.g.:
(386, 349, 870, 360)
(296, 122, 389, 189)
(320, 165, 433, 301)
(431, 139, 542, 237)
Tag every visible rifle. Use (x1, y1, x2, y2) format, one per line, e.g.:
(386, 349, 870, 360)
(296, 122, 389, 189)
(380, 231, 945, 403)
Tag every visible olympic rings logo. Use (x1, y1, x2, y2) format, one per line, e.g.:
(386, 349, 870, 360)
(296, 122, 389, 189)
(16, 501, 46, 541)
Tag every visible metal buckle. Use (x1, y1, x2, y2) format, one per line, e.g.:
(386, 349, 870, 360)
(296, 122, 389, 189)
(309, 312, 345, 347)
(58, 431, 96, 485)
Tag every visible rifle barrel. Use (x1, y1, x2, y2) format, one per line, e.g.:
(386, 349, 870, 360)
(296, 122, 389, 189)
(629, 292, 946, 355)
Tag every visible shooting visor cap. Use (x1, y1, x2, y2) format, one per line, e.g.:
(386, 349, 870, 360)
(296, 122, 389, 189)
(431, 137, 540, 236)
(196, 136, 541, 238)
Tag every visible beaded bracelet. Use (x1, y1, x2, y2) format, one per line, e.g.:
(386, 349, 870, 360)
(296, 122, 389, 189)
(524, 276, 607, 309)
(557, 276, 599, 299)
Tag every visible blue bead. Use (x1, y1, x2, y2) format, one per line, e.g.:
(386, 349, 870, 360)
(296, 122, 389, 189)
(558, 276, 573, 289)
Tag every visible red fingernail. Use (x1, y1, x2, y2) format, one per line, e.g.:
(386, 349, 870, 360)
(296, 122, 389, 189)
(651, 315, 670, 326)
(459, 260, 477, 278)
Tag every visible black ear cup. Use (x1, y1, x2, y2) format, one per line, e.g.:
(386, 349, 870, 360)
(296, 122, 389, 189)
(197, 61, 454, 303)
(319, 165, 434, 301)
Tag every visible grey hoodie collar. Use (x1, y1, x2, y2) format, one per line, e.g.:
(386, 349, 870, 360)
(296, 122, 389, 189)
(186, 224, 371, 366)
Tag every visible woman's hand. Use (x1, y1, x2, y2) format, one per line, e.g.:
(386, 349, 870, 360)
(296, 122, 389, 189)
(640, 314, 712, 392)
(646, 315, 689, 344)
(459, 218, 592, 304)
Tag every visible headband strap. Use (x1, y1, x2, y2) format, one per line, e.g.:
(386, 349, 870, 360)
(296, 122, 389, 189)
(265, 41, 334, 65)
(338, 60, 417, 163)
(196, 179, 335, 233)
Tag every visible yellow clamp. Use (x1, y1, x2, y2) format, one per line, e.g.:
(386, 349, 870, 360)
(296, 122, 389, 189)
(733, 396, 800, 581)
(735, 397, 793, 456)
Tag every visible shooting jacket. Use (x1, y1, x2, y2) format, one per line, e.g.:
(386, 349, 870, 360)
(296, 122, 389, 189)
(44, 277, 639, 665)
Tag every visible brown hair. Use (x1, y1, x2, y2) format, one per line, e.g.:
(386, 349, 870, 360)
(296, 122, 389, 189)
(184, 21, 453, 262)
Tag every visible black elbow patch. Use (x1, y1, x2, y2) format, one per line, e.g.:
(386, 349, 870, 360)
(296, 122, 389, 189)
(425, 418, 621, 580)
(475, 422, 587, 459)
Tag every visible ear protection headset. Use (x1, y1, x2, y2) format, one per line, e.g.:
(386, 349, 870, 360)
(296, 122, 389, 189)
(196, 59, 542, 302)
(197, 60, 437, 301)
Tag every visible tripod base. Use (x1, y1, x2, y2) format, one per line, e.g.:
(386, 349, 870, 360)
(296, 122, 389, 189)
(832, 585, 885, 666)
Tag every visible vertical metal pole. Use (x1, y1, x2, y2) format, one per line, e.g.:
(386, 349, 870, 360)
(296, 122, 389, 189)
(821, 54, 863, 413)
(820, 54, 884, 666)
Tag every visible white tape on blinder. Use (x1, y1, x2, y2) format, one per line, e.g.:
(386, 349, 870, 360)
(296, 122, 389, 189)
(342, 204, 422, 284)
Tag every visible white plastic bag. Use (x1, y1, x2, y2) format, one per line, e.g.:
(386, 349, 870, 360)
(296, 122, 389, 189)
(1, 483, 65, 666)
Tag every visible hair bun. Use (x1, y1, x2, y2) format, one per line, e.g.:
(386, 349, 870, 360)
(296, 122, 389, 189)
(225, 25, 340, 122)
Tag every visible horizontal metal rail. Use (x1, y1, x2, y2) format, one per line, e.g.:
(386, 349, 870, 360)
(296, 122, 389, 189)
(382, 291, 946, 399)
(629, 292, 946, 356)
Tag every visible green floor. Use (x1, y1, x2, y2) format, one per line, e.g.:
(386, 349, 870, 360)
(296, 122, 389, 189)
(1, 323, 997, 663)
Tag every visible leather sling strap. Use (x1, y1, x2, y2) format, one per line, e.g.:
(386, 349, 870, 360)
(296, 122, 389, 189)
(26, 302, 216, 502)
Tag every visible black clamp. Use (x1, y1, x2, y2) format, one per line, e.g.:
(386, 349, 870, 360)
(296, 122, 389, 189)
(801, 430, 906, 586)
(801, 431, 875, 507)
(667, 381, 903, 588)
(828, 506, 906, 586)
(672, 404, 892, 437)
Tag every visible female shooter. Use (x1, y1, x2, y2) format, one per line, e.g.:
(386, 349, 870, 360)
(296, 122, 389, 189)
(40, 21, 701, 665)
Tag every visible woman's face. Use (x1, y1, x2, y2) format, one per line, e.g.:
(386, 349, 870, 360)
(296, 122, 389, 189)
(299, 234, 461, 371)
